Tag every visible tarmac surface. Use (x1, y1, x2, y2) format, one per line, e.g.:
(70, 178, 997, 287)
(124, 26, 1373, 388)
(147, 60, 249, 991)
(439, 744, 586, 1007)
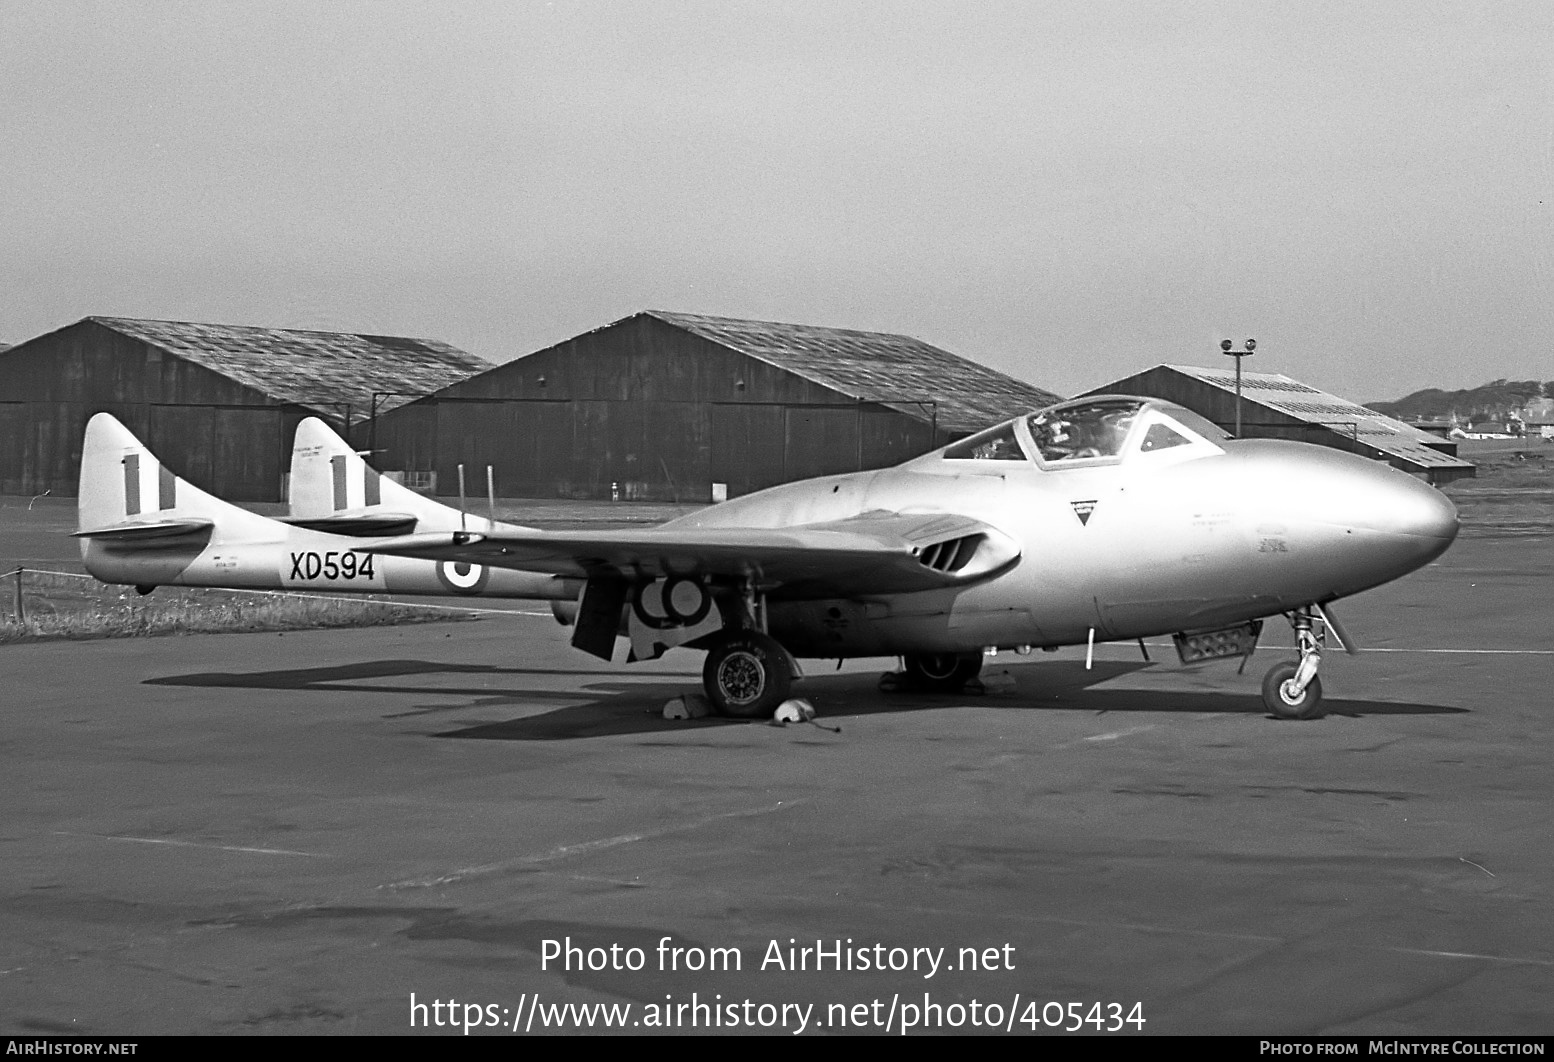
(2, 510, 1552, 1035)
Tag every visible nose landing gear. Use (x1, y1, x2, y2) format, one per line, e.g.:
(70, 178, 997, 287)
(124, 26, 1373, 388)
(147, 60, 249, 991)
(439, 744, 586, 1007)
(1262, 607, 1325, 719)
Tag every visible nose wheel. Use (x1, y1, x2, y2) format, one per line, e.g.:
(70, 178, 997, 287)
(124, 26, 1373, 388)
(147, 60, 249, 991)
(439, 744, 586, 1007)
(1262, 661, 1323, 719)
(1261, 608, 1325, 719)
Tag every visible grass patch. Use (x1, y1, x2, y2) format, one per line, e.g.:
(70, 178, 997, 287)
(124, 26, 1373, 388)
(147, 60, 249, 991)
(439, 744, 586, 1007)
(0, 570, 466, 644)
(1443, 444, 1554, 535)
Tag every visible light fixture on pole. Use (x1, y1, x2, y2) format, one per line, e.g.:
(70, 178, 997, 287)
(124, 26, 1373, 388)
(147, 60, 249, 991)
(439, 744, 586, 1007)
(1221, 338, 1256, 437)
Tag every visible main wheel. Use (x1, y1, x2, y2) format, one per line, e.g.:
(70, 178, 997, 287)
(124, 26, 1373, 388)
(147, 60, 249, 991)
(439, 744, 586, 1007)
(902, 651, 984, 692)
(703, 631, 793, 719)
(1261, 661, 1324, 720)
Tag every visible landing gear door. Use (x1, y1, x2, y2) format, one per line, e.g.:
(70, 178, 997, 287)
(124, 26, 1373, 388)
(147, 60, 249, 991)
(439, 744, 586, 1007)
(627, 576, 723, 662)
(571, 577, 627, 660)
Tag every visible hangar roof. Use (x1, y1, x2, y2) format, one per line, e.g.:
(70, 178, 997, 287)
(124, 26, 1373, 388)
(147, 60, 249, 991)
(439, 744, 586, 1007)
(90, 316, 490, 415)
(648, 310, 1062, 434)
(1110, 364, 1476, 478)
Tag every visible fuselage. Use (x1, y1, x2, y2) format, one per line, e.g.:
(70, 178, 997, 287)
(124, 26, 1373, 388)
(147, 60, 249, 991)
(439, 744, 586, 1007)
(666, 401, 1459, 657)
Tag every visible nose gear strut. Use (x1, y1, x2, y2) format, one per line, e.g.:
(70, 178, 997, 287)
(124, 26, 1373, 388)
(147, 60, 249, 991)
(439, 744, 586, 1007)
(1261, 606, 1325, 719)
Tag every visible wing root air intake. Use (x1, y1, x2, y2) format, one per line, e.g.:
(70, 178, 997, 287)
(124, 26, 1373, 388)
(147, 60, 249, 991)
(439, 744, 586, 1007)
(917, 534, 982, 574)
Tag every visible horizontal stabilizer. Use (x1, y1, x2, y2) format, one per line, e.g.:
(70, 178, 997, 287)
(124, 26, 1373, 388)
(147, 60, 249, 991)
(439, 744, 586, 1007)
(73, 518, 215, 542)
(279, 513, 419, 536)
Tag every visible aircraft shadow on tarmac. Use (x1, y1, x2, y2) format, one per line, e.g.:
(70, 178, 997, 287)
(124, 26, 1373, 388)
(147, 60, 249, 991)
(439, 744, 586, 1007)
(143, 659, 702, 689)
(144, 657, 1466, 741)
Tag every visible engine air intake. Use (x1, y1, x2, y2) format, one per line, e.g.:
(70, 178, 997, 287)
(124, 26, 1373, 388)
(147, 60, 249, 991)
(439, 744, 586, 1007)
(917, 534, 983, 573)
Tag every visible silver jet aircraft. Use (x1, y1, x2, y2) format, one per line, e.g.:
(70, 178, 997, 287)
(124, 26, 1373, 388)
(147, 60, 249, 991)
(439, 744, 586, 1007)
(75, 397, 1458, 720)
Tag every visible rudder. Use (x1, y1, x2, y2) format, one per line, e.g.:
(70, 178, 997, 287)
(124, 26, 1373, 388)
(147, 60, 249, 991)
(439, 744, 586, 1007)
(288, 416, 534, 534)
(76, 412, 275, 540)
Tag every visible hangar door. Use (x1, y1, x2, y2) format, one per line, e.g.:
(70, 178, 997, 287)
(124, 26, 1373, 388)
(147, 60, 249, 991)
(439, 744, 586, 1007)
(710, 404, 786, 498)
(784, 407, 860, 479)
(711, 404, 933, 498)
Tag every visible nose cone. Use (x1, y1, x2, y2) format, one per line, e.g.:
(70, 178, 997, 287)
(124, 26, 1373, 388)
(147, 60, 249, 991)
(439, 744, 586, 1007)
(1229, 441, 1459, 593)
(1297, 450, 1457, 539)
(1342, 465, 1459, 577)
(1296, 447, 1457, 573)
(1366, 471, 1459, 543)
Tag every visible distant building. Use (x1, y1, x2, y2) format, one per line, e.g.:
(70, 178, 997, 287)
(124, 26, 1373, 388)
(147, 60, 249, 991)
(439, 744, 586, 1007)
(0, 317, 488, 500)
(1084, 364, 1476, 485)
(1407, 419, 1455, 439)
(1520, 397, 1554, 421)
(370, 310, 1063, 501)
(1467, 415, 1518, 436)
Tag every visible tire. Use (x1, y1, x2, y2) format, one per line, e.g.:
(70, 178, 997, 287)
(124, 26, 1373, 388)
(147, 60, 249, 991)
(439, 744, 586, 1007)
(903, 651, 984, 692)
(703, 631, 793, 719)
(1261, 661, 1324, 720)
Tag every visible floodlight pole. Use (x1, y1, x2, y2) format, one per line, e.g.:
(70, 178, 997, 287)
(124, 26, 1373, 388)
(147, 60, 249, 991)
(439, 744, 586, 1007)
(1220, 339, 1257, 438)
(369, 390, 426, 456)
(319, 402, 353, 438)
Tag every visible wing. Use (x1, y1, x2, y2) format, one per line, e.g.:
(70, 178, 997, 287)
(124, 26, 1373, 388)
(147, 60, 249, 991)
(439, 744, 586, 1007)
(360, 510, 1020, 598)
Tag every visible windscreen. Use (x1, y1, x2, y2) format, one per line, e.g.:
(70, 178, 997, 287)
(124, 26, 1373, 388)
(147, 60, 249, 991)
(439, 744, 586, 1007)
(943, 422, 1028, 461)
(1025, 399, 1144, 462)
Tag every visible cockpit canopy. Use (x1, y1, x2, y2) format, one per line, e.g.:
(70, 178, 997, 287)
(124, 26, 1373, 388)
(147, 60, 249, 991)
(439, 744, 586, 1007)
(939, 397, 1227, 469)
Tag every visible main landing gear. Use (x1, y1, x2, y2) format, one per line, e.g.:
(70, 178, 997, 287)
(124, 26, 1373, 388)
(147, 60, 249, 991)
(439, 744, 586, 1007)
(694, 580, 804, 719)
(877, 651, 985, 694)
(702, 629, 793, 719)
(902, 651, 984, 692)
(1262, 607, 1325, 720)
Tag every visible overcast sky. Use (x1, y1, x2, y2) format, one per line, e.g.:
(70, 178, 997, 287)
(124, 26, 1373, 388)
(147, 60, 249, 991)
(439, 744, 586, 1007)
(3, 0, 1549, 401)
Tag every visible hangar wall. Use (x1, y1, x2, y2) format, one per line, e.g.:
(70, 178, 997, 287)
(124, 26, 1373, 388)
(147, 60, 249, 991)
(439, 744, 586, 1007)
(370, 314, 943, 502)
(0, 320, 312, 501)
(1088, 365, 1475, 484)
(1, 317, 486, 503)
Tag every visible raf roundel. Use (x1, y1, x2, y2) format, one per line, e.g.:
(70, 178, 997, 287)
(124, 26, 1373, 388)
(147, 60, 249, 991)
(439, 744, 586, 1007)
(436, 560, 489, 595)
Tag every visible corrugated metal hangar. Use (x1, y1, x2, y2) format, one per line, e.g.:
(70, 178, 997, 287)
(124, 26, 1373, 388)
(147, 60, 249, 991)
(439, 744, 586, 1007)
(368, 310, 1062, 502)
(0, 317, 488, 501)
(1088, 364, 1476, 485)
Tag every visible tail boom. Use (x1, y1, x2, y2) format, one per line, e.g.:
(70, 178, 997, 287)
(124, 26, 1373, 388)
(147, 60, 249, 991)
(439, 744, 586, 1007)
(76, 413, 570, 600)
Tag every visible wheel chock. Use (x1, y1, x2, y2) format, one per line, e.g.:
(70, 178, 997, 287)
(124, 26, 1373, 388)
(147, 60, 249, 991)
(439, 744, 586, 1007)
(663, 693, 712, 720)
(878, 671, 907, 692)
(773, 698, 816, 724)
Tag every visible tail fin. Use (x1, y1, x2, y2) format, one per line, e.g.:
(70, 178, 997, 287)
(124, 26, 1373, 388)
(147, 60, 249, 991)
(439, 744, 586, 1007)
(75, 412, 277, 548)
(287, 417, 531, 535)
